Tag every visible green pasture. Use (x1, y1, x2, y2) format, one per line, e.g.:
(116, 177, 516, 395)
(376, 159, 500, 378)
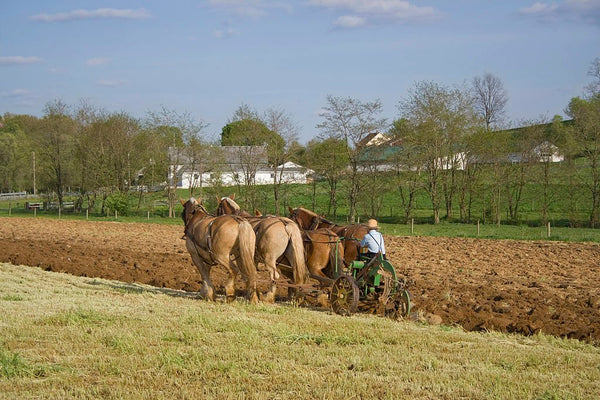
(1, 179, 599, 242)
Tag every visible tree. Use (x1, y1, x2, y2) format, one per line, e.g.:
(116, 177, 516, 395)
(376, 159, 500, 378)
(263, 108, 299, 215)
(472, 73, 508, 131)
(36, 100, 77, 208)
(304, 137, 349, 217)
(388, 119, 424, 221)
(0, 114, 34, 192)
(221, 119, 275, 147)
(146, 107, 208, 217)
(585, 57, 600, 97)
(317, 95, 386, 222)
(398, 81, 479, 223)
(535, 116, 565, 225)
(458, 128, 489, 222)
(504, 120, 544, 223)
(566, 96, 600, 227)
(71, 102, 105, 212)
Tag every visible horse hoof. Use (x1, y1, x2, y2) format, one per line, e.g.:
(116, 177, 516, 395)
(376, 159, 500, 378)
(263, 293, 276, 304)
(249, 292, 260, 304)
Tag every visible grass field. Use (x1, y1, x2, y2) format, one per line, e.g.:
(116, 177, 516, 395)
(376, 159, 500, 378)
(2, 206, 599, 242)
(1, 262, 599, 399)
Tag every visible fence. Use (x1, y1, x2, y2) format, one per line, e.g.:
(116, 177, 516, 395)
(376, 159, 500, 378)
(0, 191, 28, 201)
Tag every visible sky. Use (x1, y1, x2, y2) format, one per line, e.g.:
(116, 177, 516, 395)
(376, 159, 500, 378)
(1, 0, 599, 143)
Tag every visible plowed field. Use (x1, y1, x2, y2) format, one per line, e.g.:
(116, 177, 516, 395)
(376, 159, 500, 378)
(1, 217, 599, 342)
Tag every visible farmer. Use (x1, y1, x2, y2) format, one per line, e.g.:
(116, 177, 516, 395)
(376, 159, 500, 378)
(360, 219, 387, 260)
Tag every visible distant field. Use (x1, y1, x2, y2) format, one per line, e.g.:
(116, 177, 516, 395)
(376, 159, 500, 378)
(1, 262, 599, 399)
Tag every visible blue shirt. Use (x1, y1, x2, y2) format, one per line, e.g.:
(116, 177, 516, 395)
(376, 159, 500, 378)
(360, 229, 386, 255)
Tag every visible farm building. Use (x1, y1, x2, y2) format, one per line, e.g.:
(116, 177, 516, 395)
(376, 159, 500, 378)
(169, 146, 313, 189)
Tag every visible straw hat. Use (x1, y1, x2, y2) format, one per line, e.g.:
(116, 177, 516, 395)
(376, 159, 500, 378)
(367, 219, 379, 229)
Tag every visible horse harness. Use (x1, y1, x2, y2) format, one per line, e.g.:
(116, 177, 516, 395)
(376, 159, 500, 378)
(183, 209, 246, 266)
(252, 217, 296, 264)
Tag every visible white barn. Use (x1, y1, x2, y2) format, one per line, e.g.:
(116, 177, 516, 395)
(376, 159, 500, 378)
(170, 146, 313, 189)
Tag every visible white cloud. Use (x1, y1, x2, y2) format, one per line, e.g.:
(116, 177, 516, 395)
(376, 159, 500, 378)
(214, 28, 240, 39)
(519, 0, 600, 25)
(31, 8, 151, 22)
(97, 79, 127, 87)
(1, 89, 32, 98)
(335, 15, 366, 28)
(0, 56, 43, 65)
(208, 0, 292, 18)
(309, 0, 441, 28)
(86, 57, 111, 66)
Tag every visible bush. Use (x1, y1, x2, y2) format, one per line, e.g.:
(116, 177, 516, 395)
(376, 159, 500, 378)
(105, 193, 130, 216)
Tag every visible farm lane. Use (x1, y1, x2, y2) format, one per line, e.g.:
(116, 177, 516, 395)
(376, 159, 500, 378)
(1, 217, 599, 342)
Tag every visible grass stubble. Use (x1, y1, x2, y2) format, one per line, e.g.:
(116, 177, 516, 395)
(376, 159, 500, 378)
(1, 262, 599, 399)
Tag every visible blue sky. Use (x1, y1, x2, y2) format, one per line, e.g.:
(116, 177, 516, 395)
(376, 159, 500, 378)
(1, 0, 599, 143)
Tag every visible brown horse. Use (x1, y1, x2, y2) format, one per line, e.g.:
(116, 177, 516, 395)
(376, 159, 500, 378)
(288, 206, 369, 265)
(181, 198, 258, 303)
(216, 194, 252, 217)
(252, 208, 345, 281)
(216, 196, 309, 302)
(301, 228, 345, 280)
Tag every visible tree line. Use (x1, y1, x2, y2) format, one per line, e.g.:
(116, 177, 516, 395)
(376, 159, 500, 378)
(1, 60, 600, 227)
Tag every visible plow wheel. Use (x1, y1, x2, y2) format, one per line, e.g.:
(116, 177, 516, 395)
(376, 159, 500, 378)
(330, 275, 359, 316)
(384, 290, 411, 320)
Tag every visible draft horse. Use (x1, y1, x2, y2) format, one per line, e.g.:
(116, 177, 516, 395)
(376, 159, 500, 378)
(181, 198, 258, 303)
(289, 206, 369, 265)
(249, 205, 345, 281)
(216, 196, 309, 302)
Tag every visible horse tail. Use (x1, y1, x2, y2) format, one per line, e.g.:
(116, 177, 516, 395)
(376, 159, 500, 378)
(285, 223, 309, 284)
(237, 220, 257, 280)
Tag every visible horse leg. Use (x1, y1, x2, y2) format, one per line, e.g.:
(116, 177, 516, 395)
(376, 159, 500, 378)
(213, 254, 238, 303)
(198, 263, 215, 301)
(185, 239, 215, 301)
(242, 260, 260, 304)
(187, 246, 215, 301)
(262, 256, 280, 303)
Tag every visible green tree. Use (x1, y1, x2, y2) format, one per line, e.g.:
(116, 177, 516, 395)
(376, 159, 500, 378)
(263, 108, 299, 215)
(36, 100, 77, 208)
(304, 137, 349, 218)
(146, 107, 207, 217)
(388, 119, 425, 221)
(566, 96, 600, 227)
(221, 119, 277, 147)
(317, 95, 386, 222)
(0, 114, 34, 192)
(398, 81, 479, 223)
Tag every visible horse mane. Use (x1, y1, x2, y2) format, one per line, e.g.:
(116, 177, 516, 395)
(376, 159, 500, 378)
(298, 207, 337, 227)
(222, 197, 241, 211)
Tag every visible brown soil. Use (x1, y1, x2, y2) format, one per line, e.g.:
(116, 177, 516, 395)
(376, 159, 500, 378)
(1, 217, 599, 342)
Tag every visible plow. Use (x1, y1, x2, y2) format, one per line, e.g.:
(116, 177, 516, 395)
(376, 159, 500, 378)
(279, 252, 411, 320)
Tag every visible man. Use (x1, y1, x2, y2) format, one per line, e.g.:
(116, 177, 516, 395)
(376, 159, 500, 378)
(360, 219, 387, 260)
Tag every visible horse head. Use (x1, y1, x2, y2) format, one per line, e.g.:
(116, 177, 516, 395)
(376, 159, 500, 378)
(181, 197, 209, 226)
(289, 206, 322, 230)
(216, 195, 241, 216)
